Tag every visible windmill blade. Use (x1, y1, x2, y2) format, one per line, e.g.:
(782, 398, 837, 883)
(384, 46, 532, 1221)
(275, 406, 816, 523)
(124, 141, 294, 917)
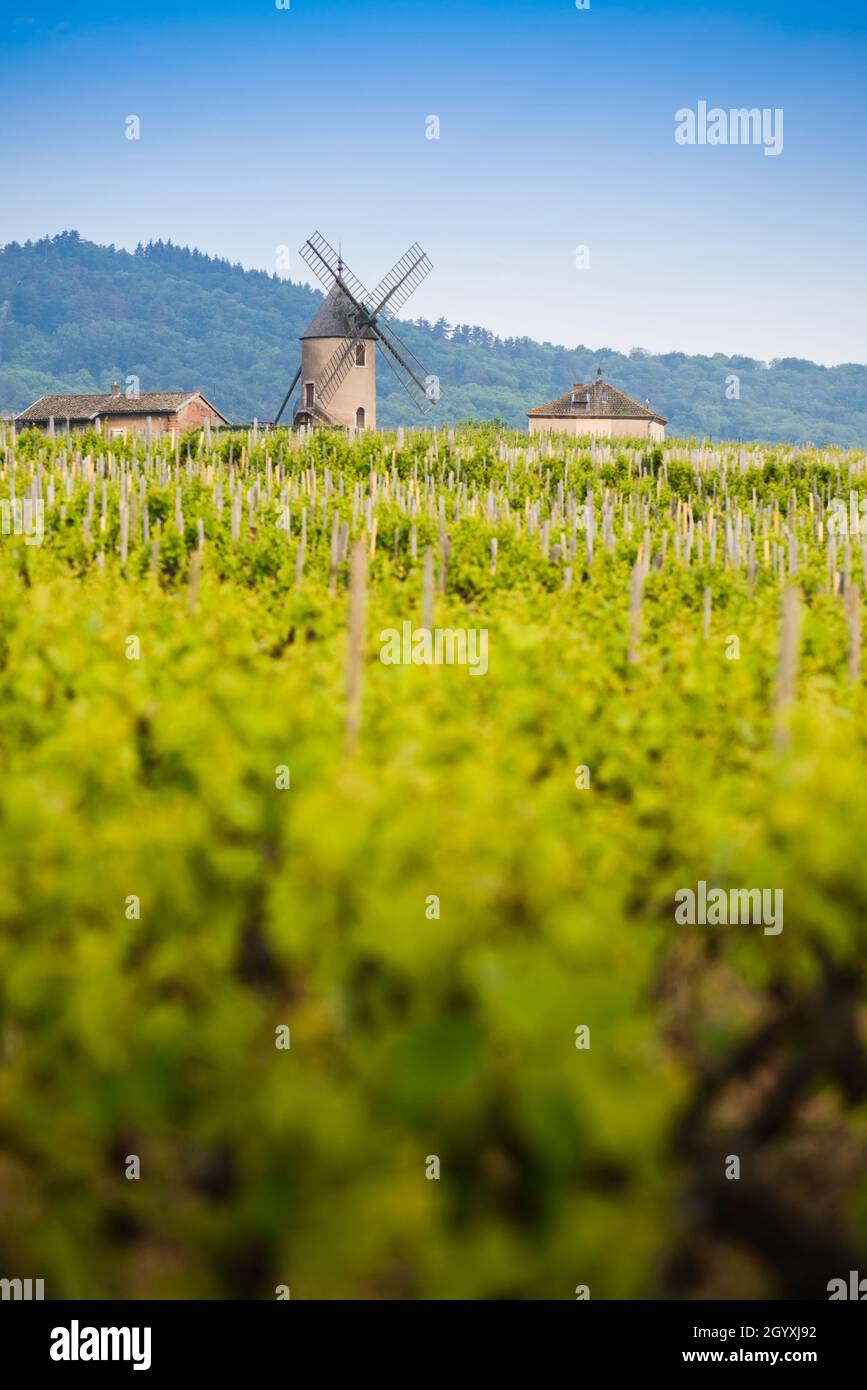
(315, 330, 369, 411)
(299, 231, 370, 310)
(369, 243, 433, 321)
(372, 318, 438, 415)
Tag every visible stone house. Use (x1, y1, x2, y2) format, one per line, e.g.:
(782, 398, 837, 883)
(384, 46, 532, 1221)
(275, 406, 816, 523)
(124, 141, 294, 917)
(528, 369, 666, 440)
(15, 385, 231, 437)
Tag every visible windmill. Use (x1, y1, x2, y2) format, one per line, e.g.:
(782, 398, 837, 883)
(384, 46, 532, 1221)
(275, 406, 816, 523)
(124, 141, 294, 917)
(275, 231, 439, 430)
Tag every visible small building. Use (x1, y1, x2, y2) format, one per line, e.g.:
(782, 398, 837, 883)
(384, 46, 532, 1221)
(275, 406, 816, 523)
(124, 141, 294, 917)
(294, 288, 376, 431)
(15, 385, 231, 437)
(528, 369, 666, 440)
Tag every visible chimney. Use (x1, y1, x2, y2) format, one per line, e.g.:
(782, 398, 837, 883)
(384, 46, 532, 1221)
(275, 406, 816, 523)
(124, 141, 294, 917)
(111, 381, 121, 396)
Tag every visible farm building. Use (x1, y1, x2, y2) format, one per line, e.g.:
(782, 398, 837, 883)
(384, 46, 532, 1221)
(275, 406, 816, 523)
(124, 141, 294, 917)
(15, 385, 230, 437)
(528, 369, 667, 440)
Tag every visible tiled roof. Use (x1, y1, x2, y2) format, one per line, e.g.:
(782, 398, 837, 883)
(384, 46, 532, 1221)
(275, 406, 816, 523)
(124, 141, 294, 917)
(527, 377, 667, 424)
(301, 287, 377, 340)
(15, 390, 225, 422)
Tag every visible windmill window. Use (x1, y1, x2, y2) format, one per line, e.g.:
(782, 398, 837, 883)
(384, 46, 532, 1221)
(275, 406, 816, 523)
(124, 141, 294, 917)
(355, 344, 366, 367)
(356, 407, 366, 430)
(305, 382, 315, 407)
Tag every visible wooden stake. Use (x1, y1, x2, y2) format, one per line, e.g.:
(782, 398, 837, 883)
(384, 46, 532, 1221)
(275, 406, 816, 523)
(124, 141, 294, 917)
(422, 545, 434, 630)
(345, 541, 367, 749)
(846, 583, 861, 684)
(628, 560, 644, 665)
(439, 534, 450, 594)
(329, 509, 340, 596)
(188, 549, 201, 615)
(775, 586, 802, 750)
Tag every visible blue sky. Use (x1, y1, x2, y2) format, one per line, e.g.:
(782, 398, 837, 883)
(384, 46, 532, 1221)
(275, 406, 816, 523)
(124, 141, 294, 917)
(2, 0, 865, 364)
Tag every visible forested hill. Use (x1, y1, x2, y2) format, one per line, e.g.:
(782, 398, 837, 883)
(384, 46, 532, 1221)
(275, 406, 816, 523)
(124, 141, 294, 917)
(1, 231, 865, 445)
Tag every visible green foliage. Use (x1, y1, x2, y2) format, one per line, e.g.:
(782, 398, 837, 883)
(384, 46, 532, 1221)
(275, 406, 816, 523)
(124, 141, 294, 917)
(1, 425, 866, 1299)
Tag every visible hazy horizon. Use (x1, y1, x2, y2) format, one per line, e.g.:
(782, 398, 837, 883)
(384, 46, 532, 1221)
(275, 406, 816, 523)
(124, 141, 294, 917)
(7, 228, 866, 376)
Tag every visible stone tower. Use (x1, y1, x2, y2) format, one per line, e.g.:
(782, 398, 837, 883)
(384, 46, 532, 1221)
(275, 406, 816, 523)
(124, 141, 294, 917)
(294, 287, 377, 431)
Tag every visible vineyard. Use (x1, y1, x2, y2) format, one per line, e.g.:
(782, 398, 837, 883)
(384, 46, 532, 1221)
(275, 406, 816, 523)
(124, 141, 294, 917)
(1, 421, 866, 1300)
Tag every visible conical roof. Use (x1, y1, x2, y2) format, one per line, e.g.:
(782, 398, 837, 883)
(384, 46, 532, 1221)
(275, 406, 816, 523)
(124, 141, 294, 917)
(301, 287, 376, 340)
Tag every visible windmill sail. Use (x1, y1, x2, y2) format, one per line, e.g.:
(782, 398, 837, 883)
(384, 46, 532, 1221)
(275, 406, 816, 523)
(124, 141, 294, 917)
(315, 332, 368, 411)
(369, 244, 433, 321)
(372, 318, 437, 415)
(299, 231, 371, 307)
